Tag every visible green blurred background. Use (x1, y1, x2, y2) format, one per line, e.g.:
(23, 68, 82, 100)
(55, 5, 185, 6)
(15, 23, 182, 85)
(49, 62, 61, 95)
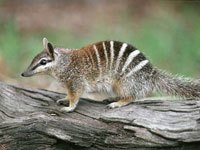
(0, 0, 199, 90)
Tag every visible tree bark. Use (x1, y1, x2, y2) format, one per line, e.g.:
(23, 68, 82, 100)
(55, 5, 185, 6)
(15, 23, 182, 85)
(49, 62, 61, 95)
(0, 82, 200, 150)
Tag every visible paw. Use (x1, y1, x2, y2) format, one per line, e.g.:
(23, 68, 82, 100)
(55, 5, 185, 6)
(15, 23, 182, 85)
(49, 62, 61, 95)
(60, 107, 75, 113)
(107, 102, 120, 109)
(56, 98, 68, 106)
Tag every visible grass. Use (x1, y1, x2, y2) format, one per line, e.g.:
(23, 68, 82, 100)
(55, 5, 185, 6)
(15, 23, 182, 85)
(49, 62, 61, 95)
(0, 7, 199, 80)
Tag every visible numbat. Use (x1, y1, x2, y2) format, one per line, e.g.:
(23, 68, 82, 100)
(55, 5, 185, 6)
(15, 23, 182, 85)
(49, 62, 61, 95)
(22, 38, 200, 112)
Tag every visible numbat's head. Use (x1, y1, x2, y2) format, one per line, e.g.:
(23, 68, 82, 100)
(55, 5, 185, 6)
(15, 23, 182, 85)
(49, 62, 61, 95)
(21, 38, 56, 77)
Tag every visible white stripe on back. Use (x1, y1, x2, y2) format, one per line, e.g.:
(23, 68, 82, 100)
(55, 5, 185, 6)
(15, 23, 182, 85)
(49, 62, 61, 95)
(102, 42, 109, 71)
(114, 43, 128, 72)
(93, 45, 102, 77)
(126, 60, 149, 77)
(121, 50, 140, 73)
(110, 41, 114, 72)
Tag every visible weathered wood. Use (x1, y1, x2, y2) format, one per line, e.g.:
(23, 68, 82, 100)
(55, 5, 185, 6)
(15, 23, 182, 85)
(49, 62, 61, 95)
(0, 82, 200, 150)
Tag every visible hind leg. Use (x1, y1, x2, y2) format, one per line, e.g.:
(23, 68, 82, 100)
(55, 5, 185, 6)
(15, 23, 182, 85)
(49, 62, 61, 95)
(107, 96, 134, 108)
(107, 80, 135, 108)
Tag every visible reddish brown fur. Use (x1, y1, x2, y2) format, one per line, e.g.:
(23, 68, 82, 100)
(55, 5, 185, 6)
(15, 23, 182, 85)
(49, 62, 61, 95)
(22, 38, 200, 112)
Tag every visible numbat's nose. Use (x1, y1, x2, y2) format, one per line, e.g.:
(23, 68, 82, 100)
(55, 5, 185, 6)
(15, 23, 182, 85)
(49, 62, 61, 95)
(21, 73, 25, 77)
(21, 71, 33, 77)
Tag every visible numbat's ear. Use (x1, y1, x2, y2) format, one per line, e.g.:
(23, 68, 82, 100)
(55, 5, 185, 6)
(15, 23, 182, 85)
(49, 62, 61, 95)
(43, 37, 48, 50)
(43, 37, 54, 59)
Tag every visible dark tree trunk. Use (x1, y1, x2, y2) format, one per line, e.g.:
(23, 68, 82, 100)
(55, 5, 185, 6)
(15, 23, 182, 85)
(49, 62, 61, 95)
(0, 82, 200, 150)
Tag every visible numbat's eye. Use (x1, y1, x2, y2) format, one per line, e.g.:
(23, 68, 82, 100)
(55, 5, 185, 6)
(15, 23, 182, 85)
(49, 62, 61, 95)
(40, 59, 47, 65)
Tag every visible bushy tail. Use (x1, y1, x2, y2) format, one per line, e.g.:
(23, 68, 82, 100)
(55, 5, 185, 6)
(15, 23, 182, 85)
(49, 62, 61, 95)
(153, 69, 200, 99)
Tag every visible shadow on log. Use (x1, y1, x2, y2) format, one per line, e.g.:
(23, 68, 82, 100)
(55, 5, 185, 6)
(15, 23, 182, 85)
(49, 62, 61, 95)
(0, 82, 200, 150)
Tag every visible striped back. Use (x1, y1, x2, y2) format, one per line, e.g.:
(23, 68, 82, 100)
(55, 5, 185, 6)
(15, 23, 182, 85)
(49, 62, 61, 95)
(81, 41, 152, 78)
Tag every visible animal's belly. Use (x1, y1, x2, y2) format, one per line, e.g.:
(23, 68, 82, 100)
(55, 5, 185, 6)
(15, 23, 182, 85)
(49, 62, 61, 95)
(81, 79, 117, 101)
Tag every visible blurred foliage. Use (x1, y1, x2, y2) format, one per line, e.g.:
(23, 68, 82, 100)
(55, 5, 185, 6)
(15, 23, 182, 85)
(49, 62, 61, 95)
(0, 0, 199, 84)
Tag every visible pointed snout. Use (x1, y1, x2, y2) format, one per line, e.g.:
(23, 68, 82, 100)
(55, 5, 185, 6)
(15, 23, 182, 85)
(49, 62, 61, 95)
(21, 70, 34, 77)
(21, 72, 25, 77)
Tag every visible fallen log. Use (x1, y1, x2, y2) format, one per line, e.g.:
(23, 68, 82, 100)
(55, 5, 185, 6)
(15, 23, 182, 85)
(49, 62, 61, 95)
(0, 82, 200, 150)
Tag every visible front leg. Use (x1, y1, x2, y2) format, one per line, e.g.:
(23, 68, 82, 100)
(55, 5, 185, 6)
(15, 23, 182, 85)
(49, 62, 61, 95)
(60, 83, 83, 113)
(60, 92, 80, 112)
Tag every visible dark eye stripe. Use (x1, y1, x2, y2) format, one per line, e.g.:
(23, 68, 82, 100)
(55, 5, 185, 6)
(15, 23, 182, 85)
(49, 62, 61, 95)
(47, 60, 52, 63)
(31, 59, 52, 70)
(31, 63, 41, 71)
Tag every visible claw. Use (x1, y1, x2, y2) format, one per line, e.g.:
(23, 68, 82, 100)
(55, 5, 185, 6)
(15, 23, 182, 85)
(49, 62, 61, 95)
(56, 98, 68, 106)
